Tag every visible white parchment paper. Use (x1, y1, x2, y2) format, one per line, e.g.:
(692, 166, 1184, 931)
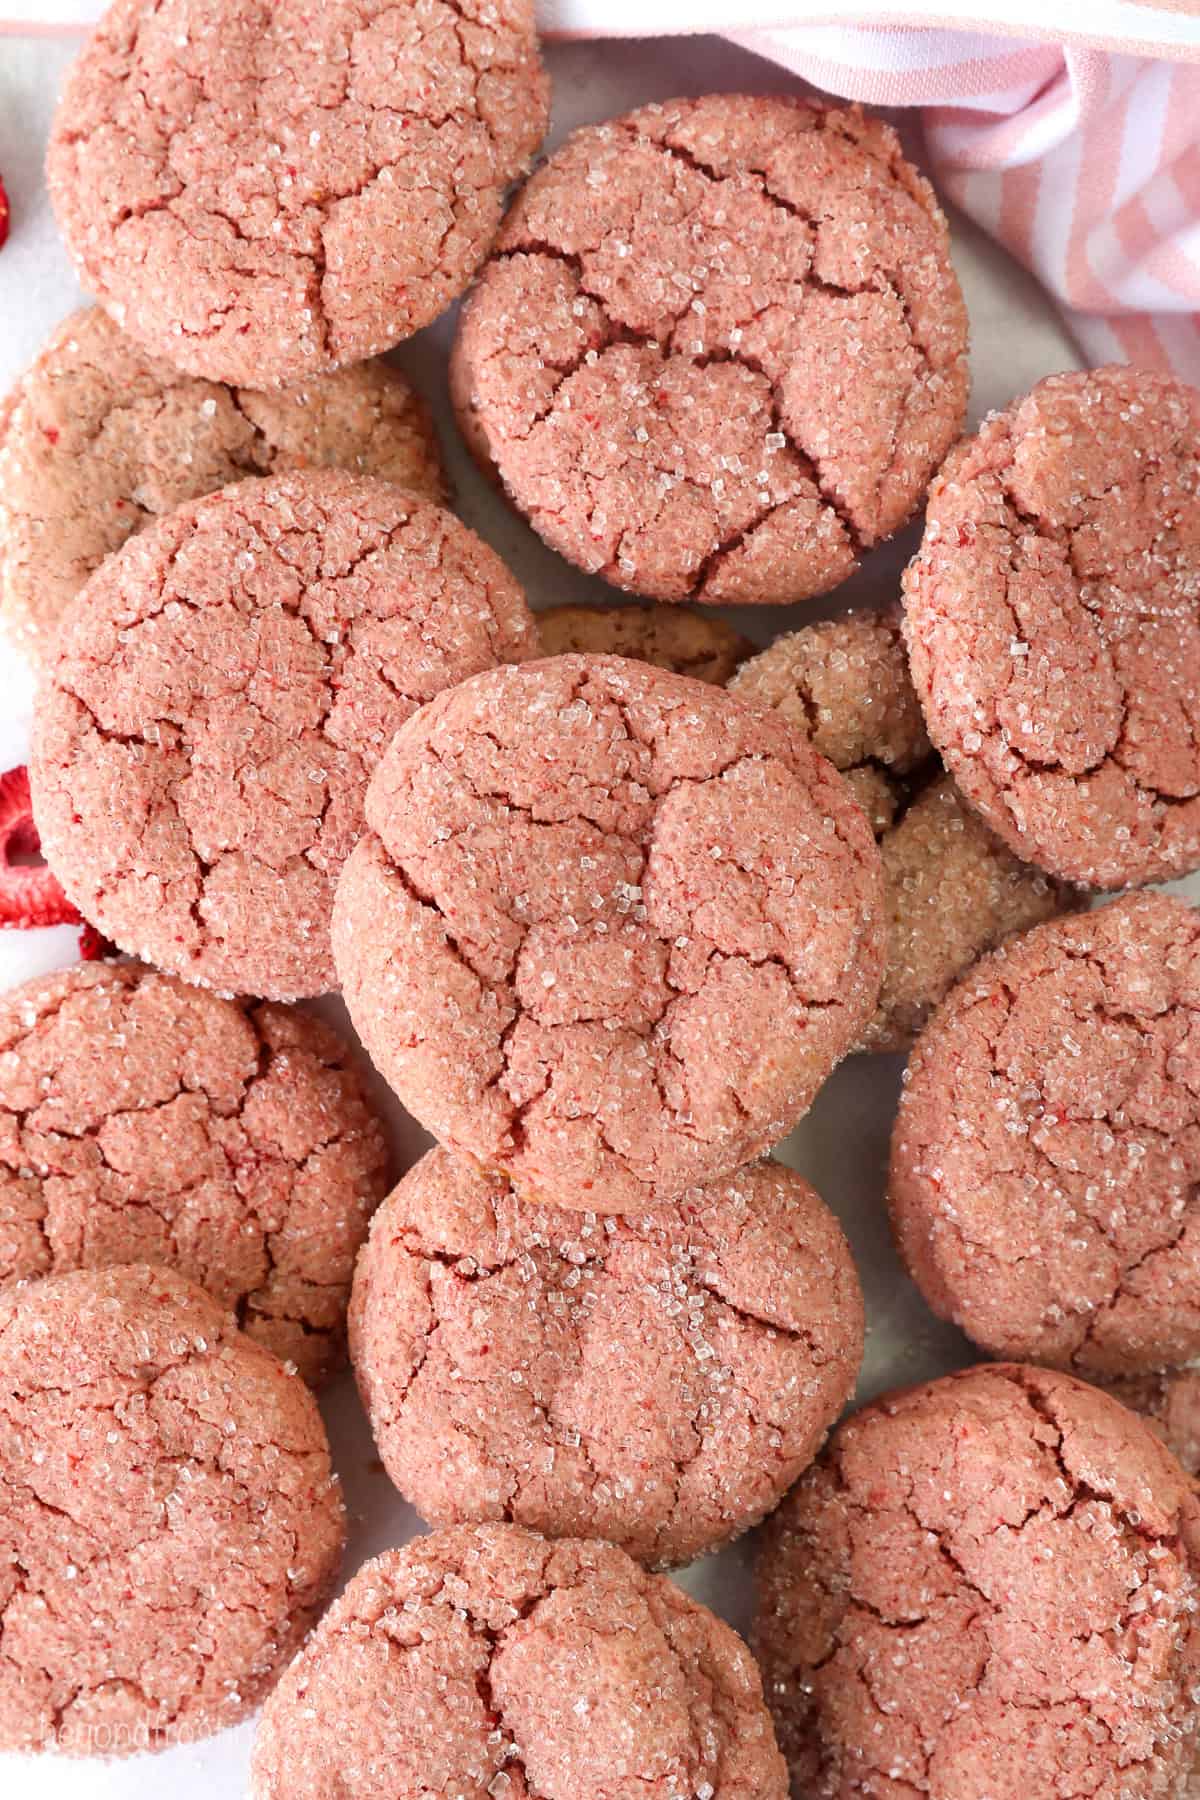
(1, 29, 1193, 1800)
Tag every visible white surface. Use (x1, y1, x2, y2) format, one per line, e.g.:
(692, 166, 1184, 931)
(0, 29, 1192, 1800)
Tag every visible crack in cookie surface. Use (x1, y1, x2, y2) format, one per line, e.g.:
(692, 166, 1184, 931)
(0, 959, 388, 1385)
(889, 892, 1200, 1375)
(333, 654, 886, 1212)
(903, 365, 1200, 887)
(349, 1148, 863, 1566)
(250, 1522, 787, 1800)
(451, 95, 968, 606)
(47, 0, 549, 387)
(0, 1263, 344, 1753)
(30, 468, 538, 999)
(755, 1363, 1200, 1799)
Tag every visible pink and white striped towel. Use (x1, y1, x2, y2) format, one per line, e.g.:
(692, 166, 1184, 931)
(7, 1, 1200, 380)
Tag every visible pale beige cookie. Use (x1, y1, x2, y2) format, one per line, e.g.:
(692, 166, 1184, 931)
(537, 602, 753, 684)
(731, 607, 1071, 1048)
(0, 308, 446, 663)
(1107, 1369, 1200, 1478)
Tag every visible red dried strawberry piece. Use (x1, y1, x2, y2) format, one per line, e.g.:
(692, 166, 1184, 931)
(0, 177, 8, 251)
(0, 766, 82, 929)
(78, 922, 117, 961)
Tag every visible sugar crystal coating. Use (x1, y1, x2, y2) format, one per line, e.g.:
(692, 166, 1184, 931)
(251, 1521, 788, 1800)
(890, 893, 1200, 1375)
(904, 364, 1200, 888)
(731, 608, 1069, 1049)
(755, 1363, 1200, 1798)
(47, 0, 549, 387)
(452, 94, 968, 605)
(0, 307, 446, 662)
(31, 469, 538, 1000)
(351, 1147, 863, 1565)
(333, 653, 886, 1212)
(0, 960, 388, 1384)
(0, 1263, 345, 1754)
(730, 607, 933, 831)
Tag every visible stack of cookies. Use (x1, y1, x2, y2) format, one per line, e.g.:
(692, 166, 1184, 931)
(1, 1, 1199, 1794)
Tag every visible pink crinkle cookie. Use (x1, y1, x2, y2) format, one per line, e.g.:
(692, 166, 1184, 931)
(30, 469, 537, 1001)
(755, 1363, 1200, 1799)
(903, 365, 1200, 888)
(889, 893, 1200, 1377)
(250, 1522, 788, 1800)
(0, 306, 446, 664)
(451, 94, 968, 606)
(47, 0, 549, 389)
(332, 654, 886, 1212)
(350, 1147, 863, 1566)
(0, 959, 389, 1385)
(0, 1263, 345, 1755)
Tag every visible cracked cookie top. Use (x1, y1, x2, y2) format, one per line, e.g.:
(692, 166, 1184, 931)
(0, 306, 446, 664)
(332, 653, 886, 1213)
(0, 959, 388, 1385)
(349, 1147, 863, 1567)
(250, 1521, 788, 1800)
(903, 365, 1200, 888)
(755, 1363, 1200, 1799)
(30, 468, 538, 1000)
(889, 893, 1200, 1376)
(450, 94, 968, 606)
(0, 1262, 345, 1754)
(47, 0, 549, 388)
(731, 607, 1069, 1049)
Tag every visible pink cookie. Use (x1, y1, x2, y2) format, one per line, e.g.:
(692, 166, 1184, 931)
(0, 306, 446, 663)
(889, 893, 1200, 1376)
(0, 959, 388, 1385)
(0, 1263, 345, 1755)
(755, 1363, 1200, 1798)
(730, 607, 1070, 1049)
(31, 469, 538, 1000)
(251, 1522, 788, 1800)
(47, 0, 549, 389)
(451, 95, 968, 605)
(333, 654, 886, 1212)
(904, 365, 1200, 888)
(350, 1148, 863, 1566)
